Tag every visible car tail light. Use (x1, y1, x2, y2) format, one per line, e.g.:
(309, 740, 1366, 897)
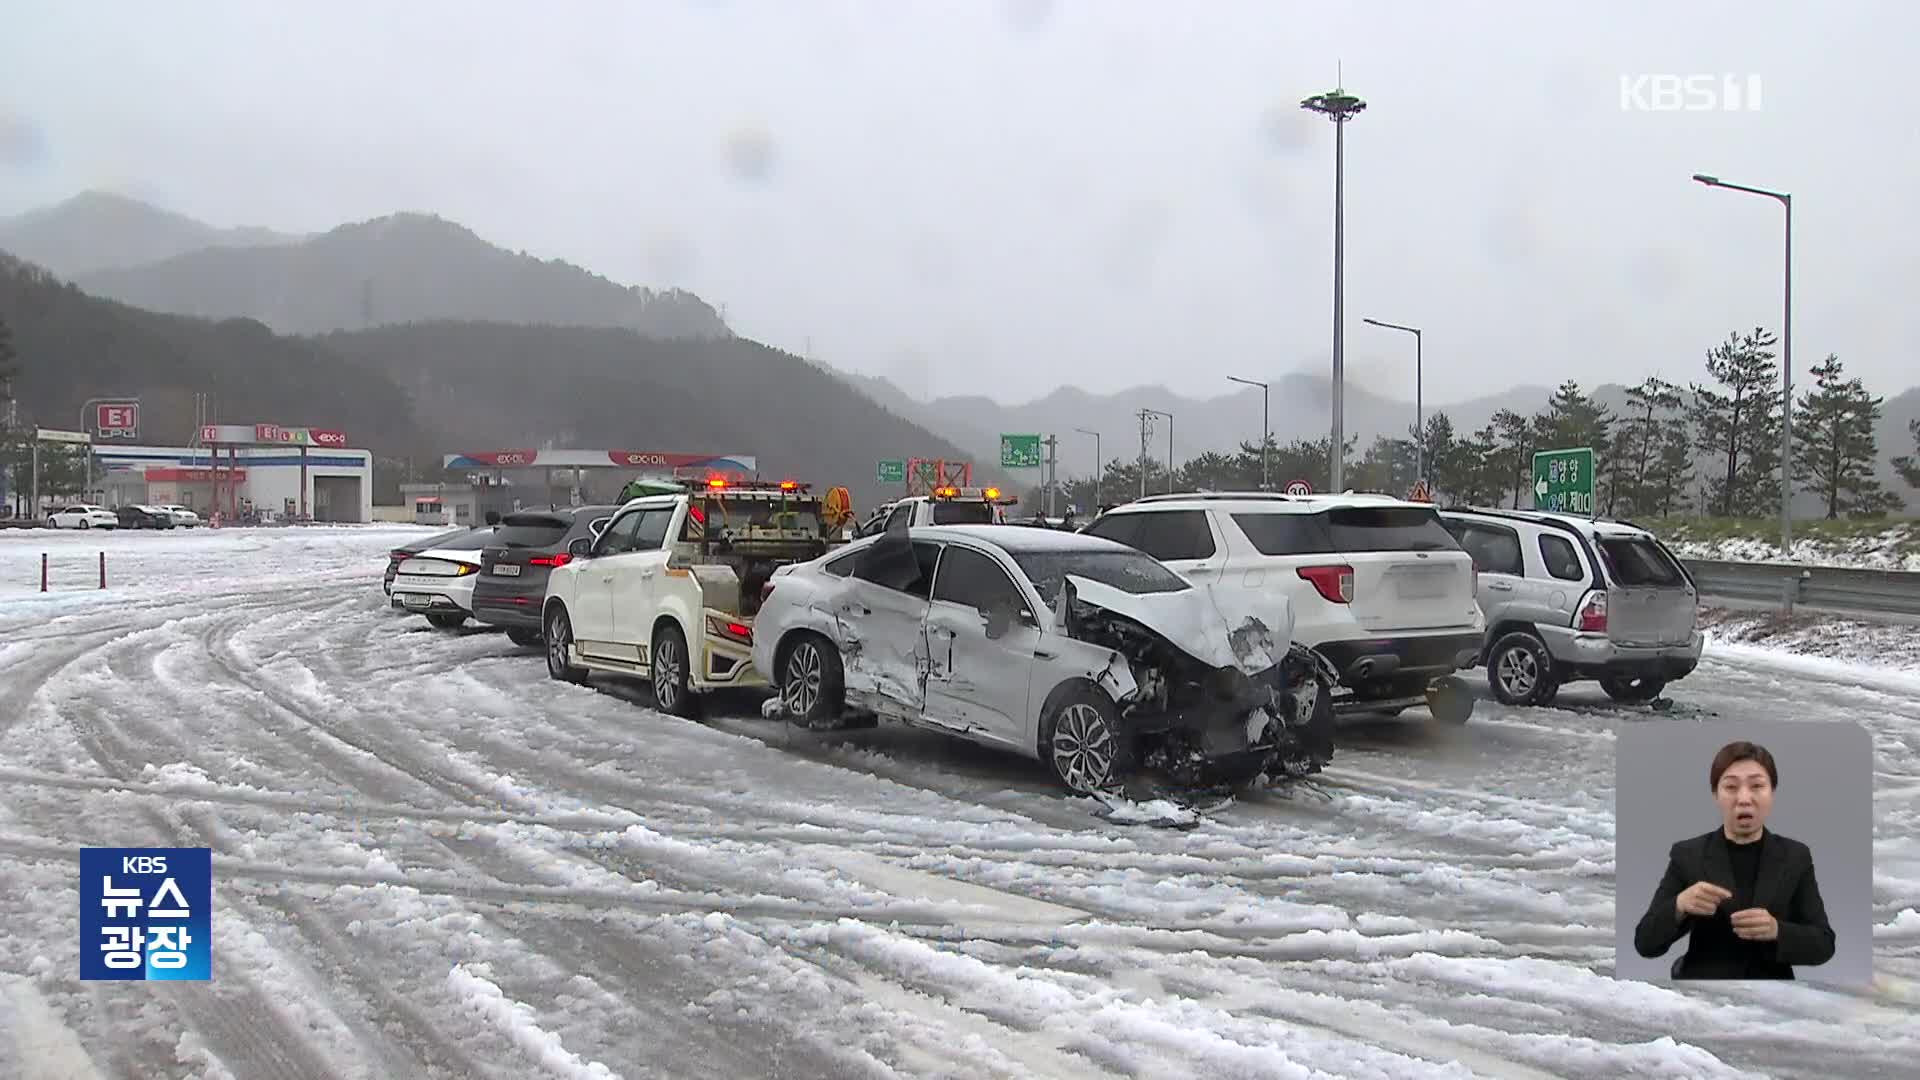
(1297, 564, 1354, 604)
(1576, 590, 1608, 632)
(529, 554, 571, 568)
(706, 614, 753, 644)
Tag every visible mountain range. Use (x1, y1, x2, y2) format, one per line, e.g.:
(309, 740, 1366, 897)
(4, 189, 1916, 514)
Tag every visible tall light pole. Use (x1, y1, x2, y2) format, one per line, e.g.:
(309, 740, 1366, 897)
(1227, 376, 1270, 490)
(1302, 84, 1366, 493)
(1362, 318, 1422, 486)
(1692, 173, 1792, 554)
(1074, 427, 1101, 508)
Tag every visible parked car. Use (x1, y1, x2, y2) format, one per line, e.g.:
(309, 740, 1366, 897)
(156, 505, 202, 527)
(1437, 507, 1702, 705)
(752, 523, 1338, 795)
(472, 506, 619, 647)
(115, 505, 176, 530)
(1079, 492, 1484, 723)
(45, 505, 119, 530)
(385, 525, 493, 596)
(541, 481, 836, 715)
(387, 527, 500, 628)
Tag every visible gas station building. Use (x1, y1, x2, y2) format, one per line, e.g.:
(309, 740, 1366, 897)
(94, 423, 372, 523)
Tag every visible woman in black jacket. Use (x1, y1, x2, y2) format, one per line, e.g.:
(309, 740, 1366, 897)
(1633, 740, 1836, 979)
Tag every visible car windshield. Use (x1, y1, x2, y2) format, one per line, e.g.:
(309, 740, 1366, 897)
(931, 501, 995, 525)
(1011, 548, 1191, 609)
(1598, 537, 1685, 586)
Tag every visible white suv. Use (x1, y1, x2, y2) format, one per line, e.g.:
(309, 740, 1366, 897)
(1437, 508, 1702, 706)
(1081, 492, 1484, 722)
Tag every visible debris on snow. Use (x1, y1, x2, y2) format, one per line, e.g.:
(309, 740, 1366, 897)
(759, 696, 783, 719)
(1087, 791, 1202, 829)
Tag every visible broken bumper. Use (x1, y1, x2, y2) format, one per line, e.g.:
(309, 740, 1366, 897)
(1127, 648, 1337, 786)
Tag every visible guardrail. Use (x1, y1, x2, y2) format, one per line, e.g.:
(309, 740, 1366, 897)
(1681, 558, 1920, 617)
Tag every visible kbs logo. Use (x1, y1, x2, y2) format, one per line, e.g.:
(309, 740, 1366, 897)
(80, 847, 212, 981)
(1619, 74, 1762, 112)
(95, 402, 139, 440)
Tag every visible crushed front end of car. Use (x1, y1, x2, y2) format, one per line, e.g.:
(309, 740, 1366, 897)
(1056, 575, 1339, 789)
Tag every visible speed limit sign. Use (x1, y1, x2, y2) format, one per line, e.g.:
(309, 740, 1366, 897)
(1284, 479, 1313, 496)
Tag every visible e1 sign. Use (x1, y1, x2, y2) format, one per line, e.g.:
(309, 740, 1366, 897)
(95, 402, 139, 440)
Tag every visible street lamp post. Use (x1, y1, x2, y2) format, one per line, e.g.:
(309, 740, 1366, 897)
(1227, 376, 1270, 489)
(1362, 318, 1423, 486)
(1302, 85, 1366, 493)
(1692, 173, 1793, 555)
(1074, 427, 1101, 508)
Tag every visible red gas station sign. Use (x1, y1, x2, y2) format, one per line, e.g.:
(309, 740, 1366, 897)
(95, 402, 139, 439)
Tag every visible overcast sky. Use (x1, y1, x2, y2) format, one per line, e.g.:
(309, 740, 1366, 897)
(5, 0, 1918, 407)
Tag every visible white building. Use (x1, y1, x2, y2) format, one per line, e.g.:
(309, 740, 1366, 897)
(93, 444, 373, 523)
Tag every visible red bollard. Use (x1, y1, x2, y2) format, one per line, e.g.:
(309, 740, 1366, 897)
(99, 552, 106, 589)
(41, 553, 48, 592)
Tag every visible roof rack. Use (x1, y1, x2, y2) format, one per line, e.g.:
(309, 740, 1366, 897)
(1132, 491, 1295, 503)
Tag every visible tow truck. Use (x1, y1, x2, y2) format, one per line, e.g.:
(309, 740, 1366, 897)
(541, 477, 839, 716)
(851, 485, 1018, 538)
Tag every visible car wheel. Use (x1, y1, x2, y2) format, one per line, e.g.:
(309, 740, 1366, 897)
(1040, 687, 1131, 795)
(544, 606, 588, 684)
(427, 612, 466, 629)
(1425, 675, 1476, 723)
(507, 626, 543, 648)
(45, 517, 57, 529)
(651, 622, 698, 718)
(79, 519, 90, 530)
(1599, 675, 1666, 703)
(1488, 631, 1558, 707)
(779, 632, 845, 728)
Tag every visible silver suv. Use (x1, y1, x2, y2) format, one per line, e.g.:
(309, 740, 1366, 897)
(1436, 508, 1702, 706)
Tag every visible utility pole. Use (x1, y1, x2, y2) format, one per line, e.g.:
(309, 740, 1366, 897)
(1136, 409, 1152, 500)
(1302, 81, 1366, 494)
(1227, 376, 1270, 489)
(1043, 434, 1058, 518)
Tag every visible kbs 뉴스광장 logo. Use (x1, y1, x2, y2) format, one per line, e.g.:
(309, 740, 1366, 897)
(79, 848, 212, 981)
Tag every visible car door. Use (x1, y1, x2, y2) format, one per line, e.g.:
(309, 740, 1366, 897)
(841, 535, 943, 717)
(1088, 509, 1227, 582)
(922, 543, 1042, 747)
(575, 508, 645, 646)
(1530, 531, 1592, 629)
(606, 504, 681, 665)
(1450, 520, 1525, 618)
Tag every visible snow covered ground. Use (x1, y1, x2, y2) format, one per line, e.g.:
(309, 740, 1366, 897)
(2, 526, 1918, 1079)
(1661, 521, 1920, 572)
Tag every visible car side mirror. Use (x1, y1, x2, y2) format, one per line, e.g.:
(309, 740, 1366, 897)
(983, 605, 1013, 640)
(568, 537, 593, 558)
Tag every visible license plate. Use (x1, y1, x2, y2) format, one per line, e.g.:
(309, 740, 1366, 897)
(492, 564, 522, 576)
(1394, 569, 1448, 599)
(401, 594, 430, 609)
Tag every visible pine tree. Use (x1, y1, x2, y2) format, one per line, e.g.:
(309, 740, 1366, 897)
(1491, 409, 1536, 507)
(1542, 379, 1615, 453)
(1416, 411, 1456, 496)
(1792, 354, 1898, 518)
(1688, 328, 1782, 517)
(1455, 423, 1505, 506)
(1892, 420, 1920, 491)
(1614, 377, 1685, 516)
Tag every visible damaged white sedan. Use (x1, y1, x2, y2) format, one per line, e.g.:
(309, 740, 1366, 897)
(750, 523, 1338, 795)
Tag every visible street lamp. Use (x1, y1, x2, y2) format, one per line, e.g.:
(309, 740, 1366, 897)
(1302, 84, 1366, 493)
(1692, 172, 1793, 554)
(1361, 318, 1423, 486)
(1074, 427, 1101, 508)
(1227, 376, 1270, 490)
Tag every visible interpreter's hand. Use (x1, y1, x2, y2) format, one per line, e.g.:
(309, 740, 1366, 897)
(1675, 881, 1732, 919)
(1730, 908, 1780, 941)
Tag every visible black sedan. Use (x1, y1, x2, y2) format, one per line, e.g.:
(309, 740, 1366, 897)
(473, 506, 620, 646)
(115, 505, 176, 530)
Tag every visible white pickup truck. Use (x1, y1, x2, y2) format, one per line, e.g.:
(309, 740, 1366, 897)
(540, 480, 838, 716)
(852, 487, 1018, 538)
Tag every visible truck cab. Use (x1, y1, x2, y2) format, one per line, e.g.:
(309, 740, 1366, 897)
(852, 486, 1017, 539)
(541, 478, 835, 716)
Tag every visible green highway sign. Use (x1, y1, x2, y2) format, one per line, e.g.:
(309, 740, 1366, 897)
(1533, 446, 1595, 515)
(877, 459, 906, 484)
(1000, 434, 1043, 469)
